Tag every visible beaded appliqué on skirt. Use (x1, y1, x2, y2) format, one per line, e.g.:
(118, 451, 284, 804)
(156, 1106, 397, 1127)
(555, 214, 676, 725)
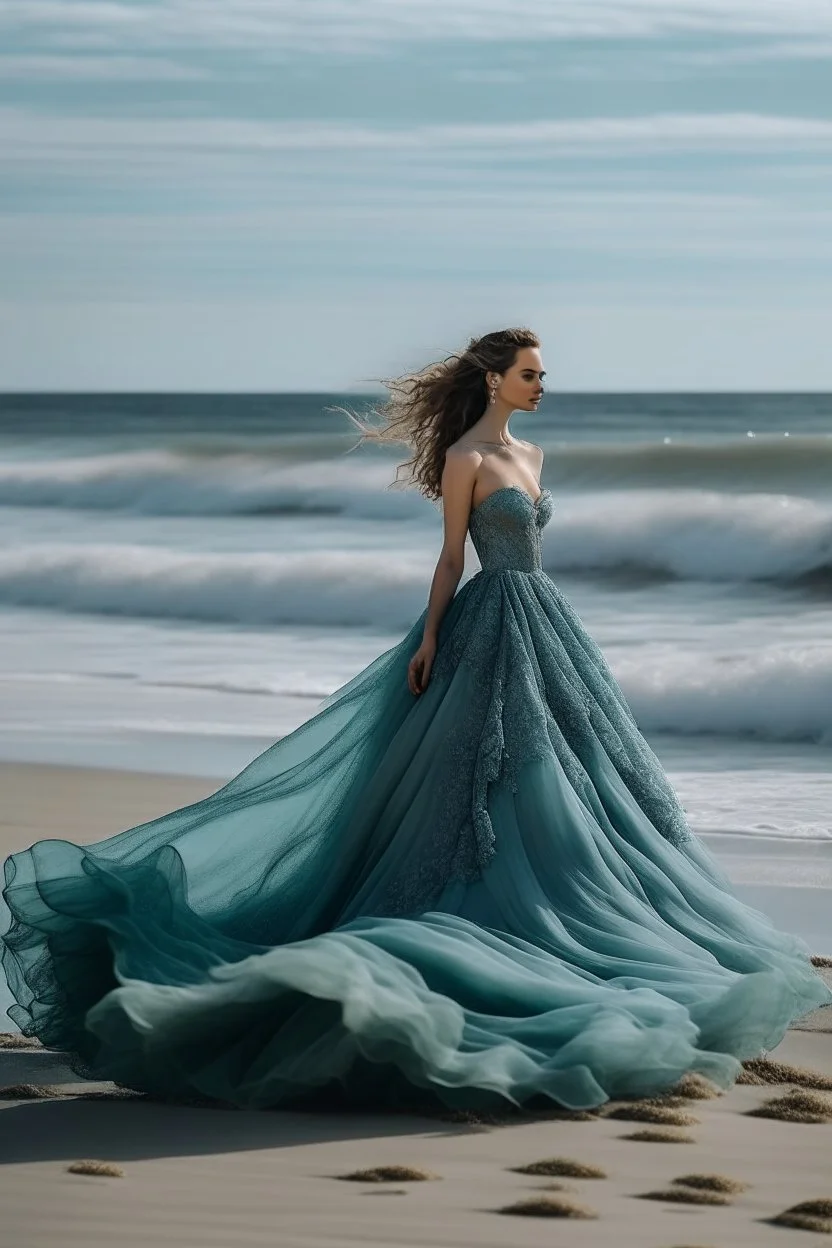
(374, 569, 693, 917)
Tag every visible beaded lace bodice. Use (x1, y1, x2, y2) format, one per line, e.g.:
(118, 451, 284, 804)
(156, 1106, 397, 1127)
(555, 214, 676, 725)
(468, 484, 554, 572)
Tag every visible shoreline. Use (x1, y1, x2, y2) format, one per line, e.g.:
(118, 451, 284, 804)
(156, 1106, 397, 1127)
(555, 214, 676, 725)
(2, 756, 829, 954)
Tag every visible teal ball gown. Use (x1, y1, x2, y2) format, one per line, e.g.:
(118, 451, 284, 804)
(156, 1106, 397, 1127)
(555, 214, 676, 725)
(3, 483, 830, 1109)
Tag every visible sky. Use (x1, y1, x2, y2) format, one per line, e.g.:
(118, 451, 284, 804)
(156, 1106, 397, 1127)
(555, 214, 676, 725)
(1, 1, 832, 391)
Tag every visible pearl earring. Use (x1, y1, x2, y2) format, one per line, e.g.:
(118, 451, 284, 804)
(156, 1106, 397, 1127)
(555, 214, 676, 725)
(489, 382, 498, 405)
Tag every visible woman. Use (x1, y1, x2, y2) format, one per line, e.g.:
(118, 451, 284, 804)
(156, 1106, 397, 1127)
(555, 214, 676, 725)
(3, 327, 829, 1111)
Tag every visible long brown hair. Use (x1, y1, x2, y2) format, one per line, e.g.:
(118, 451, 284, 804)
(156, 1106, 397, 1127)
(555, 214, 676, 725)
(332, 327, 540, 503)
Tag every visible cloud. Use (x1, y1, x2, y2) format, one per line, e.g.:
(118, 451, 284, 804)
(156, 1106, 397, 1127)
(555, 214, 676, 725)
(677, 38, 832, 65)
(3, 185, 831, 309)
(4, 110, 832, 164)
(5, 1, 832, 55)
(0, 54, 210, 80)
(0, 1, 830, 390)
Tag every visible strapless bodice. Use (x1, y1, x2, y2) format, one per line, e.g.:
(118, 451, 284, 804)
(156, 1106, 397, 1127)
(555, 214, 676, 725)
(468, 484, 554, 572)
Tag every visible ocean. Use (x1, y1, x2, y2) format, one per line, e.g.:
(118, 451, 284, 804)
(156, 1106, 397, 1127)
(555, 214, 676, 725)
(1, 391, 831, 950)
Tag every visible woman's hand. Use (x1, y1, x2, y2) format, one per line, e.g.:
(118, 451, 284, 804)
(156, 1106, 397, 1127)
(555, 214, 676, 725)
(408, 636, 437, 696)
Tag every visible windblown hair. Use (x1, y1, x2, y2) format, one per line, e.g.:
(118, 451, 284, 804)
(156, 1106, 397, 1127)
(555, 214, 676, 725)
(332, 327, 540, 503)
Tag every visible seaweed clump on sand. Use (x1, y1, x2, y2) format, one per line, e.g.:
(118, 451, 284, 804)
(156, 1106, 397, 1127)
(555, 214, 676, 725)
(747, 1089, 832, 1125)
(510, 1157, 607, 1179)
(768, 1198, 832, 1234)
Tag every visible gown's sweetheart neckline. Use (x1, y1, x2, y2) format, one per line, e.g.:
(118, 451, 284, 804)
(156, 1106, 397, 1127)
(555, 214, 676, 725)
(470, 483, 548, 516)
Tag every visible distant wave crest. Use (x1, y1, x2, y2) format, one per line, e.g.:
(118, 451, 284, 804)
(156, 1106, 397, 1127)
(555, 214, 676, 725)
(0, 490, 830, 643)
(0, 545, 431, 629)
(618, 648, 832, 746)
(547, 434, 832, 494)
(2, 434, 831, 517)
(0, 451, 424, 519)
(545, 491, 832, 587)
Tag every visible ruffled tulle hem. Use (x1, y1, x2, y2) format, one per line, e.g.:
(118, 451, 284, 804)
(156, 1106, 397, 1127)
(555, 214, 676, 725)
(4, 830, 829, 1111)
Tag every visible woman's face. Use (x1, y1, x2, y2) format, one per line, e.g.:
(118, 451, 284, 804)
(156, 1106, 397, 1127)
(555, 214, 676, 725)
(494, 346, 546, 412)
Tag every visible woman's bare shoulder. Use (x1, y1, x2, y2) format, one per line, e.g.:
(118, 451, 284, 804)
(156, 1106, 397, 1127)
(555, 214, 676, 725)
(444, 439, 484, 467)
(517, 439, 544, 467)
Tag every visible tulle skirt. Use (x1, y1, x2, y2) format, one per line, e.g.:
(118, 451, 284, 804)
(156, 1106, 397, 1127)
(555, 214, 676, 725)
(3, 568, 829, 1109)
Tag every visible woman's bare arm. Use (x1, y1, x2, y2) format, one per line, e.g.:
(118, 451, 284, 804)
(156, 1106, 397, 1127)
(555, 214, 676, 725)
(407, 451, 477, 695)
(421, 449, 478, 644)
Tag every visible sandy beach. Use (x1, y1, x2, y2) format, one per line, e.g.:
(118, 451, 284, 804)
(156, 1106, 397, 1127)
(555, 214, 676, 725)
(1, 760, 831, 1248)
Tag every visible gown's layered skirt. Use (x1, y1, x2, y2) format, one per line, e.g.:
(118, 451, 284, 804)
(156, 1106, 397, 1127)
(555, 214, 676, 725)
(3, 568, 830, 1109)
